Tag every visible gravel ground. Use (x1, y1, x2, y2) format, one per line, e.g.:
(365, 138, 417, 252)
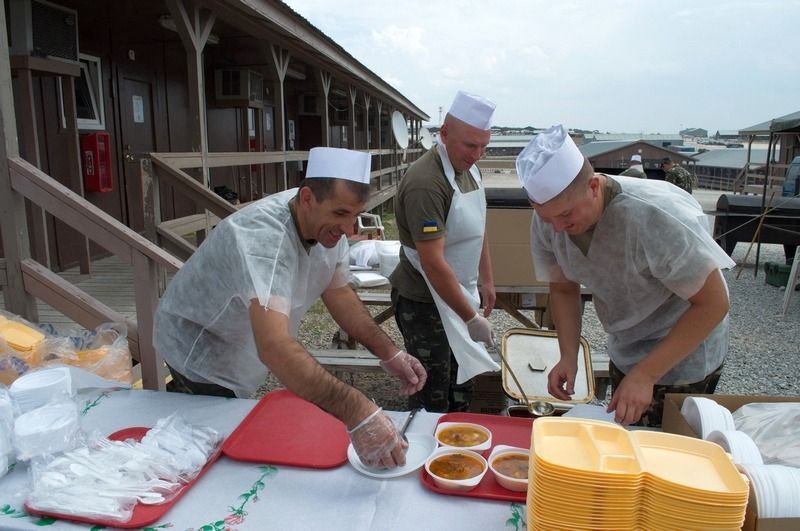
(257, 242, 799, 410)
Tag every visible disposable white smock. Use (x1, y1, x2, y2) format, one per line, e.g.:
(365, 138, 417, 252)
(154, 189, 349, 398)
(530, 176, 735, 384)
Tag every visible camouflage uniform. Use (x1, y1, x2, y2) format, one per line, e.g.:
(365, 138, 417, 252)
(391, 289, 473, 412)
(167, 364, 236, 398)
(665, 165, 696, 193)
(609, 361, 723, 428)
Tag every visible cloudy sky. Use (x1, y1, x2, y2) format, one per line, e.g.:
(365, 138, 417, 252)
(284, 0, 799, 134)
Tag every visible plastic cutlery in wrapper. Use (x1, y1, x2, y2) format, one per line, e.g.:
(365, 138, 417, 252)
(26, 414, 222, 523)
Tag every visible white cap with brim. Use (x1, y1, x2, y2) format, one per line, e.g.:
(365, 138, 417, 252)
(305, 147, 371, 184)
(448, 90, 496, 130)
(516, 124, 584, 204)
(630, 154, 642, 163)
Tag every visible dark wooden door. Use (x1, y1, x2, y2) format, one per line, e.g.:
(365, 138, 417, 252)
(118, 74, 157, 232)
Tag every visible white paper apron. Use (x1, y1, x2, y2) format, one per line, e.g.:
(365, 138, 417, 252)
(403, 144, 500, 383)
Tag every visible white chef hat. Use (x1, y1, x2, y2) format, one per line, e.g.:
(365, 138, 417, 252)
(516, 125, 585, 204)
(448, 90, 496, 130)
(630, 154, 642, 163)
(305, 147, 372, 184)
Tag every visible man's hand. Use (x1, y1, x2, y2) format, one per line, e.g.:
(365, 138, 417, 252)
(466, 313, 494, 346)
(607, 369, 655, 425)
(380, 351, 427, 395)
(348, 408, 408, 469)
(479, 282, 496, 317)
(547, 357, 577, 401)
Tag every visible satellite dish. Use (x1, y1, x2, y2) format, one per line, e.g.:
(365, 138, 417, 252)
(419, 127, 434, 150)
(391, 111, 409, 149)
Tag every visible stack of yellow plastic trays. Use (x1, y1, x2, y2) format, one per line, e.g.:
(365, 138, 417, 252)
(633, 431, 750, 530)
(527, 418, 749, 531)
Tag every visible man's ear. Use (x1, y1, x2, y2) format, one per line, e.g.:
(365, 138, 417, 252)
(298, 186, 314, 208)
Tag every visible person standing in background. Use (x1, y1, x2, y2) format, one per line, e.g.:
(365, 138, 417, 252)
(620, 154, 646, 178)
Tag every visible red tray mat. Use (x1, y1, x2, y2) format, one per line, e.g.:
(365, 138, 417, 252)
(420, 412, 534, 503)
(221, 389, 349, 468)
(26, 426, 222, 529)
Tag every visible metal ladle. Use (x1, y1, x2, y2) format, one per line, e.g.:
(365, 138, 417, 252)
(497, 349, 555, 418)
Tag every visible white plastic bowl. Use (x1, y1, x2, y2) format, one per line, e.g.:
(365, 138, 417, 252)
(425, 447, 487, 492)
(488, 445, 530, 492)
(434, 421, 492, 451)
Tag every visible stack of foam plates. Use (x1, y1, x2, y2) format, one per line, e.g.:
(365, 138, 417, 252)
(634, 431, 750, 530)
(680, 396, 735, 439)
(10, 367, 73, 413)
(706, 429, 764, 465)
(528, 418, 749, 531)
(528, 418, 642, 531)
(739, 464, 800, 518)
(13, 401, 80, 460)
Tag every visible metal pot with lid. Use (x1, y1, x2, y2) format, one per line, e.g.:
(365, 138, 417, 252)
(499, 328, 595, 418)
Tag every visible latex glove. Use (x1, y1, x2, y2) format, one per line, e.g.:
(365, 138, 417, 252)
(380, 350, 427, 395)
(348, 408, 408, 469)
(466, 313, 494, 346)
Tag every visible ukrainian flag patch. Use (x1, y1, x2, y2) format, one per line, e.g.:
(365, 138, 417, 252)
(422, 220, 439, 233)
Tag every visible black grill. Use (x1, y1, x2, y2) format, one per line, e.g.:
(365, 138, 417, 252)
(712, 194, 800, 263)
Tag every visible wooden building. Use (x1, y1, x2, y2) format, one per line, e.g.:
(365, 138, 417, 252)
(578, 140, 695, 179)
(0, 0, 427, 389)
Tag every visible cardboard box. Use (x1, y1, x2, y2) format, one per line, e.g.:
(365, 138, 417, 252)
(486, 208, 543, 287)
(663, 393, 800, 531)
(469, 371, 506, 415)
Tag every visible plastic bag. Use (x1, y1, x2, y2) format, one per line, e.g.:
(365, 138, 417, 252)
(14, 397, 82, 461)
(40, 323, 132, 385)
(733, 402, 800, 467)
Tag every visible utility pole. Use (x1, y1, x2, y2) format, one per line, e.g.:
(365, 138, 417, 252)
(438, 106, 443, 126)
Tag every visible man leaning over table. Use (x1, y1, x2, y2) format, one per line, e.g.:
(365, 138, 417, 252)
(516, 125, 735, 427)
(154, 147, 427, 469)
(390, 90, 500, 413)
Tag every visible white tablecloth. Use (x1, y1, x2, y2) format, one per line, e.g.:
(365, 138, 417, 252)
(0, 389, 527, 530)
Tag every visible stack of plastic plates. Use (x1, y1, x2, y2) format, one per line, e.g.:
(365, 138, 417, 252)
(633, 431, 750, 530)
(10, 367, 73, 413)
(706, 429, 764, 465)
(680, 396, 735, 439)
(528, 418, 642, 531)
(739, 464, 800, 518)
(528, 418, 749, 531)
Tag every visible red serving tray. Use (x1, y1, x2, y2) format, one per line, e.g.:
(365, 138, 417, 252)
(25, 426, 222, 529)
(420, 412, 534, 503)
(221, 389, 349, 468)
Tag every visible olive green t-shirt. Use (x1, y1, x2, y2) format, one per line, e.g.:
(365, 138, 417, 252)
(390, 146, 480, 302)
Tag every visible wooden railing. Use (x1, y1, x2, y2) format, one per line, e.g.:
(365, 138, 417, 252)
(7, 156, 182, 390)
(143, 148, 420, 260)
(734, 161, 787, 195)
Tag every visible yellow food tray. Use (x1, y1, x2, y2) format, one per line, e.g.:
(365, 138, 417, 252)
(0, 318, 45, 351)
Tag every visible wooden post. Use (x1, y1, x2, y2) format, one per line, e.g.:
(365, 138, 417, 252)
(140, 158, 167, 293)
(363, 93, 370, 150)
(348, 85, 357, 149)
(376, 101, 382, 188)
(270, 45, 290, 190)
(132, 251, 166, 390)
(318, 70, 332, 147)
(0, 1, 38, 320)
(16, 68, 50, 268)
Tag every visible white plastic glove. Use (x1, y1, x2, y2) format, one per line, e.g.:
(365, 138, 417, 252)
(348, 407, 408, 469)
(466, 313, 495, 346)
(379, 350, 427, 395)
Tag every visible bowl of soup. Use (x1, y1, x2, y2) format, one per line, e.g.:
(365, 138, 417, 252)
(488, 445, 530, 492)
(424, 447, 488, 491)
(434, 422, 492, 451)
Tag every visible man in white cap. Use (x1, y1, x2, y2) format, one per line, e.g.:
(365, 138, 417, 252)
(155, 147, 426, 468)
(390, 90, 500, 413)
(620, 154, 646, 178)
(516, 125, 735, 427)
